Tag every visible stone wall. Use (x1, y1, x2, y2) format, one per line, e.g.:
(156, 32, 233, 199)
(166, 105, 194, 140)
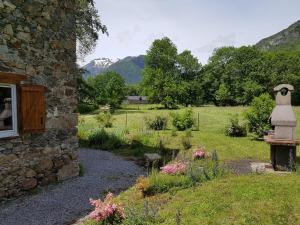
(0, 0, 79, 200)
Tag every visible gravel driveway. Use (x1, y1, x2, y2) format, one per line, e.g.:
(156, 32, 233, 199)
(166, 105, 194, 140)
(0, 148, 144, 225)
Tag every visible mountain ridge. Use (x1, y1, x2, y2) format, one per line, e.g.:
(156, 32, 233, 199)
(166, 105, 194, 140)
(82, 55, 145, 84)
(256, 20, 300, 52)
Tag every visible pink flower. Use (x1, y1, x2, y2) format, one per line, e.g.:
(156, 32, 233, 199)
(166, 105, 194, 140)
(88, 192, 125, 222)
(193, 149, 206, 159)
(160, 162, 187, 175)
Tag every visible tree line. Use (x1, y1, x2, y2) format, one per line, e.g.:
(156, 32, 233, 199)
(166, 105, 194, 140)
(78, 37, 300, 109)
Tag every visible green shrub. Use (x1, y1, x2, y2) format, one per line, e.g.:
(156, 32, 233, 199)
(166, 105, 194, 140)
(181, 129, 192, 150)
(171, 129, 177, 137)
(145, 115, 168, 130)
(88, 129, 124, 150)
(171, 108, 195, 131)
(96, 112, 114, 128)
(181, 136, 192, 150)
(137, 151, 225, 196)
(245, 93, 275, 138)
(77, 103, 98, 114)
(123, 201, 161, 225)
(144, 171, 193, 195)
(225, 115, 247, 137)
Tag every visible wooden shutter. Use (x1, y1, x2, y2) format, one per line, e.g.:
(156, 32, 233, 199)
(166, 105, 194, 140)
(20, 85, 46, 133)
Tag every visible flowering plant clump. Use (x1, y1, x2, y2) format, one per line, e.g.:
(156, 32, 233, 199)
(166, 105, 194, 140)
(89, 192, 125, 224)
(193, 148, 206, 160)
(160, 162, 187, 175)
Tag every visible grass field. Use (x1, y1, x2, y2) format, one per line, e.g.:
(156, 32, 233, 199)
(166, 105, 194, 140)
(79, 105, 300, 162)
(80, 105, 300, 225)
(116, 173, 300, 225)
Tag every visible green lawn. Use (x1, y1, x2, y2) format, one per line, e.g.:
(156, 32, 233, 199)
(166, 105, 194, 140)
(79, 105, 300, 225)
(79, 105, 300, 161)
(117, 173, 300, 225)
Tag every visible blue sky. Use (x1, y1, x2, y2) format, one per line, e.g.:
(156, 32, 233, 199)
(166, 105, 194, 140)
(78, 0, 300, 65)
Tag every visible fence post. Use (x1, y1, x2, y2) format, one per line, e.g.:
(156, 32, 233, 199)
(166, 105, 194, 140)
(197, 112, 200, 131)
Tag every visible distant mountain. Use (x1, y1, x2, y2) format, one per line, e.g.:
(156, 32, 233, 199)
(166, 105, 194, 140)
(256, 20, 300, 52)
(82, 55, 145, 84)
(107, 55, 145, 84)
(82, 58, 118, 79)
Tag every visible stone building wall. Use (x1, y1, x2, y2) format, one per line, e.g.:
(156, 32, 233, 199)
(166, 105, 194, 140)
(0, 0, 79, 200)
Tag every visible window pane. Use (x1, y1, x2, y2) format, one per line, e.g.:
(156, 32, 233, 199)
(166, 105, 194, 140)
(0, 87, 13, 131)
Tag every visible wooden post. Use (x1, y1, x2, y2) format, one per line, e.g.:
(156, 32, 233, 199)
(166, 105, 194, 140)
(125, 113, 128, 127)
(197, 112, 200, 131)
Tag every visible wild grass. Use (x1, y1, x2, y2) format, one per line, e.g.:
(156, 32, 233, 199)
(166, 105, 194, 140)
(79, 105, 300, 161)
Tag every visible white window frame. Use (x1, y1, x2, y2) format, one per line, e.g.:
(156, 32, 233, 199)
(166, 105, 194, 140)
(0, 83, 18, 138)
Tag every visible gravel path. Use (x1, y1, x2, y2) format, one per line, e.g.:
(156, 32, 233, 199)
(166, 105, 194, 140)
(0, 148, 144, 225)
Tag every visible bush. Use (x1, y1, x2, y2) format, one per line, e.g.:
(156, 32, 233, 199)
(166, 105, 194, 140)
(225, 115, 247, 137)
(77, 103, 98, 114)
(96, 112, 114, 128)
(123, 201, 161, 225)
(245, 93, 275, 138)
(145, 115, 168, 130)
(171, 109, 194, 131)
(181, 136, 192, 150)
(88, 129, 124, 150)
(88, 193, 125, 224)
(136, 151, 225, 196)
(140, 171, 193, 196)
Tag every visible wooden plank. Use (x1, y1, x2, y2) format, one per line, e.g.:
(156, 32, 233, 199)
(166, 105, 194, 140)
(264, 136, 299, 146)
(0, 72, 27, 84)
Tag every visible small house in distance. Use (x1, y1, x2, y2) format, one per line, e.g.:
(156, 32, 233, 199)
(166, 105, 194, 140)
(124, 96, 148, 104)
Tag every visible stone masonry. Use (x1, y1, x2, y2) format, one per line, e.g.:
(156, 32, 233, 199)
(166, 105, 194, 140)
(0, 0, 79, 200)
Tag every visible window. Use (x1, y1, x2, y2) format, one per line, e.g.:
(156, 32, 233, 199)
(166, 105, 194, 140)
(0, 83, 18, 138)
(0, 72, 46, 137)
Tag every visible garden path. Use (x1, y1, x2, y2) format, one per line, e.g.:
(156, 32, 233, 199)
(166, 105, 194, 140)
(0, 148, 144, 225)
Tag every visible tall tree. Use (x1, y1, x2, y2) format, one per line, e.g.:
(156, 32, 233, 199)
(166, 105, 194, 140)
(75, 0, 108, 58)
(141, 37, 179, 108)
(88, 71, 126, 108)
(177, 50, 203, 106)
(202, 46, 300, 106)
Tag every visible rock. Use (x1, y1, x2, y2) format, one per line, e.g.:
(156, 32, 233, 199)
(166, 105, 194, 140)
(40, 174, 56, 186)
(25, 168, 37, 178)
(43, 146, 61, 156)
(250, 162, 267, 174)
(57, 162, 79, 181)
(36, 159, 53, 172)
(68, 151, 79, 160)
(0, 191, 6, 198)
(5, 143, 13, 149)
(53, 158, 64, 169)
(4, 24, 13, 36)
(25, 64, 36, 75)
(0, 0, 4, 8)
(0, 45, 8, 53)
(62, 154, 71, 164)
(17, 32, 31, 42)
(3, 0, 16, 10)
(144, 153, 162, 162)
(22, 178, 37, 190)
(0, 154, 18, 164)
(144, 153, 162, 169)
(60, 143, 67, 150)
